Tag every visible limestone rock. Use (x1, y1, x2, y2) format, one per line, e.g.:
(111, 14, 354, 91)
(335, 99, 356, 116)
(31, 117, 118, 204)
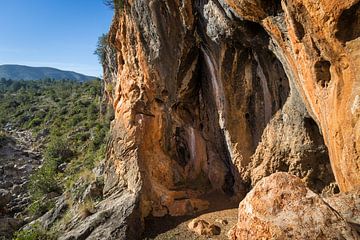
(0, 189, 11, 208)
(324, 188, 360, 230)
(0, 217, 23, 239)
(35, 195, 68, 229)
(229, 173, 359, 239)
(188, 219, 221, 236)
(224, 0, 360, 192)
(83, 0, 360, 238)
(59, 191, 141, 240)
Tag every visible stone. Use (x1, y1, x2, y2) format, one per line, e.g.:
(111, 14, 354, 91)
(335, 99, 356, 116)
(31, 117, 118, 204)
(229, 173, 359, 239)
(48, 0, 360, 238)
(59, 191, 141, 240)
(324, 188, 360, 229)
(0, 217, 23, 239)
(167, 198, 209, 217)
(0, 189, 11, 208)
(188, 219, 221, 236)
(215, 219, 228, 225)
(82, 179, 104, 201)
(34, 195, 69, 229)
(224, 0, 360, 192)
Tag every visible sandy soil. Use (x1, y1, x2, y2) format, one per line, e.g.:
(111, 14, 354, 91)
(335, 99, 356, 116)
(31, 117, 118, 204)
(143, 191, 239, 240)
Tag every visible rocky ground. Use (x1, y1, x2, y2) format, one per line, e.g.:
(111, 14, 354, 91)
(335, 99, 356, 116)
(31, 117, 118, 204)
(144, 208, 238, 240)
(143, 191, 239, 240)
(0, 127, 43, 238)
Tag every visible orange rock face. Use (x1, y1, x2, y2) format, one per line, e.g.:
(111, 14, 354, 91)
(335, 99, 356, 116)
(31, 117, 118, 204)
(98, 0, 360, 238)
(224, 0, 360, 192)
(228, 172, 359, 239)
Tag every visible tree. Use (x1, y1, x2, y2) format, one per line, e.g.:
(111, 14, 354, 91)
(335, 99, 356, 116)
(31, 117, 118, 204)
(94, 34, 109, 65)
(103, 0, 124, 11)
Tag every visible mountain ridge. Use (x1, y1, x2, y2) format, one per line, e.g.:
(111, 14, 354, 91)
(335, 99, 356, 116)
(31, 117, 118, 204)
(0, 64, 97, 81)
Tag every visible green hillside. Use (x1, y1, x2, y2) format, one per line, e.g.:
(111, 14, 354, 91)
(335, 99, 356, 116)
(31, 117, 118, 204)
(0, 65, 96, 81)
(0, 78, 113, 232)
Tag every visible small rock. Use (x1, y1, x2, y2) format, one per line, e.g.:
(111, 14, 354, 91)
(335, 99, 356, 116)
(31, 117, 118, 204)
(215, 218, 228, 225)
(82, 179, 104, 201)
(0, 217, 23, 239)
(58, 162, 68, 173)
(0, 189, 11, 208)
(11, 185, 22, 195)
(188, 219, 221, 236)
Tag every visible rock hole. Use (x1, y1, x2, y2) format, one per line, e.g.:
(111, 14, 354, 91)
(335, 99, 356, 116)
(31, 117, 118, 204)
(222, 171, 235, 196)
(335, 2, 360, 43)
(314, 59, 331, 88)
(262, 0, 283, 16)
(154, 98, 164, 104)
(175, 127, 190, 167)
(292, 16, 305, 40)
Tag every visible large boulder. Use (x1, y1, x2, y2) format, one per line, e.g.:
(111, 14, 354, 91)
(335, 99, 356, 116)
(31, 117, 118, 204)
(324, 189, 360, 232)
(229, 173, 359, 239)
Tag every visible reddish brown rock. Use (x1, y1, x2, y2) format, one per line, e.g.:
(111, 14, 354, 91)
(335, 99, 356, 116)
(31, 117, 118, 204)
(225, 0, 360, 192)
(229, 172, 359, 239)
(59, 0, 360, 239)
(324, 188, 360, 229)
(188, 218, 221, 236)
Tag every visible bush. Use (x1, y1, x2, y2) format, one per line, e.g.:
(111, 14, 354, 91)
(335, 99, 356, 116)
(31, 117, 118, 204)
(28, 117, 42, 128)
(45, 137, 73, 163)
(29, 159, 61, 199)
(13, 222, 56, 240)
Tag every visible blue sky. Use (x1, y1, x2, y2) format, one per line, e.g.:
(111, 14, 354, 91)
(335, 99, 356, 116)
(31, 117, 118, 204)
(0, 0, 113, 77)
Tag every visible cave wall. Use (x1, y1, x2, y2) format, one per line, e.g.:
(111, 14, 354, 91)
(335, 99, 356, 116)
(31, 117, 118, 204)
(93, 0, 360, 238)
(223, 0, 360, 192)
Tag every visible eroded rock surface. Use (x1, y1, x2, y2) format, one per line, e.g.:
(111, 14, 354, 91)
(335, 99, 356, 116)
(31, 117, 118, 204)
(187, 218, 221, 236)
(324, 188, 360, 231)
(62, 0, 360, 238)
(228, 172, 359, 239)
(224, 0, 360, 192)
(0, 130, 43, 238)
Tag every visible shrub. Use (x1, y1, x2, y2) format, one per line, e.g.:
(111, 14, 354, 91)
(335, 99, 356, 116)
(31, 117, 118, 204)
(79, 198, 96, 219)
(13, 222, 56, 240)
(28, 117, 42, 128)
(45, 137, 73, 164)
(29, 159, 61, 200)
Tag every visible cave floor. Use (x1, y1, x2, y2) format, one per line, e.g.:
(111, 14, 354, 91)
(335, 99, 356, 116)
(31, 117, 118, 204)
(143, 191, 239, 240)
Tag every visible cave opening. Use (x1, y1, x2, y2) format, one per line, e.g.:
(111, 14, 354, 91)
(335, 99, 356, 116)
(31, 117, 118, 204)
(143, 1, 335, 238)
(335, 2, 360, 43)
(292, 16, 305, 41)
(314, 59, 331, 88)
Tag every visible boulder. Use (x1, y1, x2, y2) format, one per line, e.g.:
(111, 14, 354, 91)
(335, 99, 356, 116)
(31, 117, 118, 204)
(229, 173, 359, 239)
(0, 189, 11, 208)
(324, 189, 360, 232)
(188, 219, 221, 236)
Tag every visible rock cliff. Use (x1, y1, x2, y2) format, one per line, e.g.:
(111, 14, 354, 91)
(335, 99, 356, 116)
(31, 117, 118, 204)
(65, 0, 360, 239)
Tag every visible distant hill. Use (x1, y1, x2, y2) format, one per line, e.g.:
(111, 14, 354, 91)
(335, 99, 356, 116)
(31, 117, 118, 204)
(0, 64, 97, 81)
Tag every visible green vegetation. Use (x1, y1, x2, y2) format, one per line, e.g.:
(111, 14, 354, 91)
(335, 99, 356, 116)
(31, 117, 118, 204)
(103, 0, 124, 12)
(13, 222, 57, 240)
(0, 78, 113, 217)
(94, 34, 109, 65)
